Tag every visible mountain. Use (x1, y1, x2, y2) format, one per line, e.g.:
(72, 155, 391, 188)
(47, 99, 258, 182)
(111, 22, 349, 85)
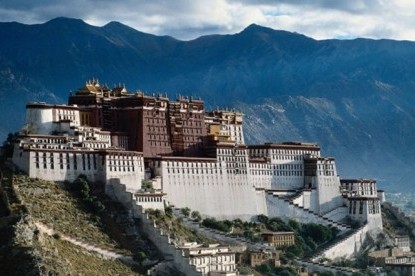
(1, 17, 415, 191)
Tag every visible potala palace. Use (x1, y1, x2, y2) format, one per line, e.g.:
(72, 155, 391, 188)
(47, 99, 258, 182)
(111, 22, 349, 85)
(12, 80, 384, 260)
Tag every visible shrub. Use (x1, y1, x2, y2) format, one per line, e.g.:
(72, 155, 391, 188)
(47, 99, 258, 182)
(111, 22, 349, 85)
(256, 263, 272, 274)
(191, 211, 201, 222)
(141, 180, 153, 190)
(92, 200, 105, 213)
(302, 223, 333, 244)
(133, 251, 147, 263)
(257, 214, 269, 224)
(165, 206, 173, 218)
(202, 218, 231, 232)
(181, 207, 191, 217)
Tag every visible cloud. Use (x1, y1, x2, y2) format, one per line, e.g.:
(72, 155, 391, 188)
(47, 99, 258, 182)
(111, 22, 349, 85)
(0, 0, 414, 41)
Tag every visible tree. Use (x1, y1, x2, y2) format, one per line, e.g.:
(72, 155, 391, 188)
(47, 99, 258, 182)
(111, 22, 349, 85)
(181, 207, 191, 217)
(165, 206, 173, 217)
(133, 251, 147, 264)
(257, 214, 269, 224)
(191, 211, 201, 222)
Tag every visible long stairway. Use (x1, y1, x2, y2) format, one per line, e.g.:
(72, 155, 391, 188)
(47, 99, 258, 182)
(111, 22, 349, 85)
(267, 192, 351, 233)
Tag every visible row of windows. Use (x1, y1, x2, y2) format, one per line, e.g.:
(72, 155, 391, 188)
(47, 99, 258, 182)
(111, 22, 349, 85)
(82, 142, 108, 149)
(275, 170, 303, 176)
(108, 160, 136, 166)
(166, 165, 306, 177)
(218, 156, 248, 163)
(349, 200, 380, 215)
(317, 164, 335, 170)
(145, 118, 167, 125)
(190, 254, 234, 265)
(226, 162, 247, 168)
(135, 196, 163, 202)
(182, 127, 203, 134)
(35, 152, 98, 171)
(109, 165, 138, 172)
(368, 200, 381, 214)
(168, 168, 224, 174)
(318, 171, 335, 176)
(149, 141, 170, 147)
(147, 126, 168, 133)
(57, 109, 76, 115)
(342, 183, 376, 195)
(148, 134, 169, 141)
(30, 138, 66, 144)
(271, 155, 304, 161)
(58, 114, 77, 122)
(107, 155, 140, 160)
(34, 152, 142, 171)
(165, 161, 217, 168)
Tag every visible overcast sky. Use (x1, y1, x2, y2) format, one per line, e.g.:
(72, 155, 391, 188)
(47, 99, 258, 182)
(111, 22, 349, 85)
(0, 0, 414, 41)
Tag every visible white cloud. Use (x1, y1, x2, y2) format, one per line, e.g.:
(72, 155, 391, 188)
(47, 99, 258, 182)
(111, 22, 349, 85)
(1, 0, 415, 41)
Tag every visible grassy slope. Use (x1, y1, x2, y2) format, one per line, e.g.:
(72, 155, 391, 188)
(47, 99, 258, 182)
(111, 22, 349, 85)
(0, 163, 144, 275)
(14, 174, 120, 251)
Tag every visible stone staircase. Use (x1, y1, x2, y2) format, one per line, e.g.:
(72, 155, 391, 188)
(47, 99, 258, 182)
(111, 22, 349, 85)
(268, 192, 351, 233)
(108, 180, 202, 276)
(307, 224, 367, 262)
(287, 189, 308, 204)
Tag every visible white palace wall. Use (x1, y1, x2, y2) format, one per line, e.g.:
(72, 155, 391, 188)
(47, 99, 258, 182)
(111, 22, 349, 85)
(13, 146, 144, 193)
(104, 152, 144, 193)
(248, 146, 321, 190)
(13, 149, 104, 183)
(152, 157, 258, 221)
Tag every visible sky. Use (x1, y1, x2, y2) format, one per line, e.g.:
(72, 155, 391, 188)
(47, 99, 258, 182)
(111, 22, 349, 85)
(0, 0, 414, 41)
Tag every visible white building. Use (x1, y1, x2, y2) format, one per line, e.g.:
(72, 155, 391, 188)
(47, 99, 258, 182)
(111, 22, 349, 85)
(340, 179, 383, 229)
(180, 243, 237, 276)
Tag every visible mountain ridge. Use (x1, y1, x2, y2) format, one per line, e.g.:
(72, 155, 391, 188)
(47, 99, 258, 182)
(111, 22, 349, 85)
(1, 17, 415, 191)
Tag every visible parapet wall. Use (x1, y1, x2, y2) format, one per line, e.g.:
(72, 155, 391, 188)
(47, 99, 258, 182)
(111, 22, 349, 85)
(265, 194, 350, 233)
(106, 179, 201, 276)
(311, 224, 371, 261)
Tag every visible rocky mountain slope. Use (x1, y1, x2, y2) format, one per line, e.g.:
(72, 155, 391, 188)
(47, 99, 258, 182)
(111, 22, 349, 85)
(1, 17, 415, 190)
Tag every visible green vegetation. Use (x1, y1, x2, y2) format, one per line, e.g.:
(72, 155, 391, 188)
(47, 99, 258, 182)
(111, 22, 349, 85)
(181, 207, 191, 217)
(201, 217, 262, 242)
(202, 217, 233, 233)
(256, 263, 299, 276)
(141, 180, 153, 190)
(0, 162, 148, 274)
(14, 173, 119, 251)
(36, 235, 138, 275)
(148, 209, 214, 245)
(65, 175, 105, 213)
(200, 215, 338, 258)
(191, 211, 201, 222)
(382, 202, 415, 245)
